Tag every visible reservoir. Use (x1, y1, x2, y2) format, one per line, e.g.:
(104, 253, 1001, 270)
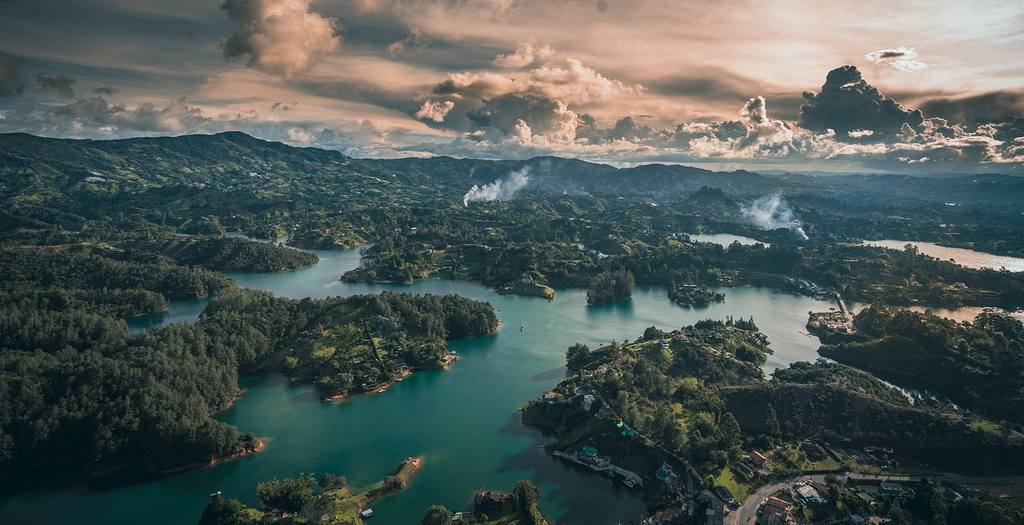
(0, 244, 836, 525)
(865, 239, 1024, 273)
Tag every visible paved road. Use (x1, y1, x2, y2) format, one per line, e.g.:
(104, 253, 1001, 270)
(725, 471, 1024, 525)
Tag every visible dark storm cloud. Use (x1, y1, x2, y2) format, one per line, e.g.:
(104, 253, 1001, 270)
(34, 73, 76, 97)
(0, 51, 25, 97)
(94, 86, 118, 95)
(919, 91, 1024, 126)
(798, 65, 923, 141)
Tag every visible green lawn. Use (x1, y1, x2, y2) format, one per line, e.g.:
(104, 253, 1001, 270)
(715, 467, 753, 502)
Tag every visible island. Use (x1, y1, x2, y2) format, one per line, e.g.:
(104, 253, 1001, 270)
(199, 457, 422, 525)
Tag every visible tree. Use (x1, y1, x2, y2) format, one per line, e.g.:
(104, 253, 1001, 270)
(199, 496, 251, 525)
(766, 403, 781, 437)
(421, 505, 453, 525)
(566, 343, 591, 369)
(256, 474, 316, 513)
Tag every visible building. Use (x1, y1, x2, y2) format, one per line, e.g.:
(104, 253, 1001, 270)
(749, 450, 767, 468)
(540, 391, 563, 404)
(582, 393, 596, 411)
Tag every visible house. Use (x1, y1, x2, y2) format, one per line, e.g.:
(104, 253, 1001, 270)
(760, 497, 792, 525)
(582, 394, 596, 411)
(540, 391, 563, 404)
(713, 485, 734, 503)
(359, 508, 373, 518)
(749, 450, 767, 468)
(650, 507, 687, 524)
(879, 482, 903, 496)
(803, 441, 827, 461)
(474, 491, 513, 517)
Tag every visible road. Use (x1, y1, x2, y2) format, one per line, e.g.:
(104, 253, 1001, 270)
(724, 471, 1024, 525)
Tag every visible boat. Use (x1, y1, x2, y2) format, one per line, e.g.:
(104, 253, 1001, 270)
(360, 508, 374, 518)
(209, 491, 222, 498)
(622, 478, 636, 488)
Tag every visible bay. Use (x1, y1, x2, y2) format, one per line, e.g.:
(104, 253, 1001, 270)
(0, 244, 836, 525)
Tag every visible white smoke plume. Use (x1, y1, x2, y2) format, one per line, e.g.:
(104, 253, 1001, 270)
(463, 166, 531, 206)
(740, 193, 808, 239)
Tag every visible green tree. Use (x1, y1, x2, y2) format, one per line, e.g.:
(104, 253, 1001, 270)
(421, 505, 453, 525)
(256, 474, 316, 513)
(566, 343, 591, 369)
(199, 496, 251, 525)
(766, 403, 781, 437)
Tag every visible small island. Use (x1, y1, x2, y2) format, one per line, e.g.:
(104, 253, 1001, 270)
(199, 457, 421, 525)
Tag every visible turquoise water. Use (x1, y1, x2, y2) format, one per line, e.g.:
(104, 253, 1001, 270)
(3, 245, 836, 524)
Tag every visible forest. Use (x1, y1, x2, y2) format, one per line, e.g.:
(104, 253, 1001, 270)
(819, 304, 1024, 425)
(0, 243, 497, 477)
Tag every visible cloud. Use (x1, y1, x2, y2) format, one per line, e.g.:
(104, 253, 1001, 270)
(687, 96, 800, 158)
(414, 99, 455, 122)
(798, 65, 924, 141)
(221, 0, 342, 77)
(432, 58, 641, 105)
(864, 47, 929, 72)
(0, 96, 211, 136)
(466, 93, 577, 143)
(386, 27, 436, 56)
(0, 51, 25, 97)
(463, 166, 530, 206)
(493, 41, 553, 69)
(34, 73, 76, 98)
(94, 86, 118, 95)
(919, 91, 1024, 126)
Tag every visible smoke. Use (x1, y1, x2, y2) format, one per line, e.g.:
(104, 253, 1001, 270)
(463, 166, 531, 206)
(740, 193, 808, 239)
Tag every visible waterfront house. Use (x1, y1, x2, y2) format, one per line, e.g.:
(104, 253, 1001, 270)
(540, 391, 564, 404)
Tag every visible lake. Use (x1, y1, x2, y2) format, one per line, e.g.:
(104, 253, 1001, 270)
(685, 232, 768, 247)
(1, 244, 837, 525)
(865, 239, 1024, 273)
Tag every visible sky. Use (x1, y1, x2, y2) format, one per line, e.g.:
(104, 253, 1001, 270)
(0, 0, 1022, 173)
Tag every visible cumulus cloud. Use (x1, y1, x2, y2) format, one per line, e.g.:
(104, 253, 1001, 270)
(466, 93, 578, 142)
(414, 99, 455, 122)
(799, 65, 924, 141)
(493, 41, 554, 69)
(688, 96, 800, 158)
(463, 166, 530, 206)
(221, 0, 342, 77)
(864, 47, 929, 72)
(34, 73, 76, 98)
(432, 58, 641, 105)
(0, 51, 25, 97)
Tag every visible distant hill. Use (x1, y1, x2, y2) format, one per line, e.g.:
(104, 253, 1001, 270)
(2, 131, 1022, 212)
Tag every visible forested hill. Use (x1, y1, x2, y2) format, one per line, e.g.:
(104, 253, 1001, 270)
(3, 132, 1023, 212)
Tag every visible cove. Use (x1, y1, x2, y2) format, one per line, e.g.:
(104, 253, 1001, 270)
(1, 244, 837, 525)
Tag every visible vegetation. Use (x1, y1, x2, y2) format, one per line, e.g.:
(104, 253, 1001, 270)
(199, 457, 421, 524)
(667, 282, 725, 307)
(820, 304, 1024, 424)
(523, 321, 1024, 513)
(0, 247, 496, 477)
(586, 269, 635, 305)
